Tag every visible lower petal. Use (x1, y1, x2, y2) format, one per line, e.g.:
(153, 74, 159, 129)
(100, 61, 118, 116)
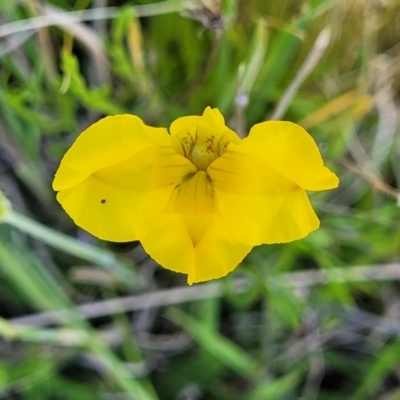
(166, 171, 216, 215)
(215, 188, 320, 246)
(56, 144, 196, 243)
(262, 189, 320, 243)
(190, 215, 252, 284)
(140, 213, 195, 276)
(57, 175, 171, 242)
(141, 212, 252, 285)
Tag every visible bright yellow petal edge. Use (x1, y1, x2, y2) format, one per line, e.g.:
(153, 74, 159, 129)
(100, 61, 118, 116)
(53, 108, 339, 285)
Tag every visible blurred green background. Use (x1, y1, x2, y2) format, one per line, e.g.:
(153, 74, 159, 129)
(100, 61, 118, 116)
(1, 0, 400, 399)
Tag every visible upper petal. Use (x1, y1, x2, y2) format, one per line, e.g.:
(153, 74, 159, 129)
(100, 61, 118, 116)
(198, 107, 241, 147)
(242, 121, 339, 191)
(53, 115, 170, 191)
(170, 115, 201, 136)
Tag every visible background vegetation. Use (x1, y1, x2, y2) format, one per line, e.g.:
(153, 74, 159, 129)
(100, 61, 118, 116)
(1, 0, 400, 398)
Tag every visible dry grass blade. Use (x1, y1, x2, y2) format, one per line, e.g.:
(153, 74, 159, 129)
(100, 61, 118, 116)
(11, 263, 400, 327)
(40, 3, 110, 86)
(0, 1, 184, 39)
(298, 89, 373, 129)
(269, 28, 331, 120)
(0, 31, 35, 57)
(341, 159, 399, 201)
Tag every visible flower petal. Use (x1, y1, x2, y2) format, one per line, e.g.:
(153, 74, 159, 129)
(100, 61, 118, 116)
(140, 213, 196, 276)
(95, 146, 195, 190)
(140, 212, 251, 285)
(56, 175, 172, 241)
(190, 215, 252, 284)
(264, 189, 320, 243)
(242, 121, 339, 191)
(170, 116, 200, 136)
(53, 115, 170, 191)
(214, 188, 320, 246)
(166, 171, 216, 215)
(208, 145, 296, 195)
(199, 107, 241, 150)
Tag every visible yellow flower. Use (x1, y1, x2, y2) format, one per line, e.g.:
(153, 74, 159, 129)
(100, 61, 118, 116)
(53, 107, 339, 284)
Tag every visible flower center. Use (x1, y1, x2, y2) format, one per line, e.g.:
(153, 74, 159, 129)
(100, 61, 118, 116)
(174, 128, 230, 171)
(187, 132, 218, 171)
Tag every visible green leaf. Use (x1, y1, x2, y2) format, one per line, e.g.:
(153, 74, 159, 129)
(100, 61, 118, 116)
(248, 372, 299, 400)
(0, 190, 11, 221)
(167, 307, 259, 378)
(61, 51, 124, 114)
(264, 278, 304, 330)
(351, 340, 400, 400)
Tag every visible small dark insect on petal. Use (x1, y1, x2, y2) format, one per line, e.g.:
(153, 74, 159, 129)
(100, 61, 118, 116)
(100, 199, 106, 204)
